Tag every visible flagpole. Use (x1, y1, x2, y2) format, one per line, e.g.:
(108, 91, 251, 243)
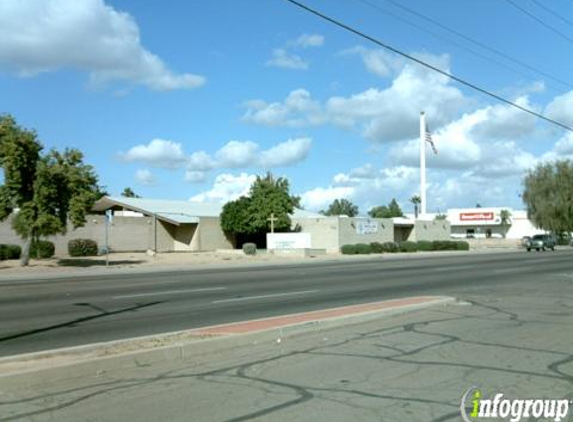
(420, 111, 427, 217)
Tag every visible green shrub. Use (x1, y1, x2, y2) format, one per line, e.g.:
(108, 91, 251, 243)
(68, 239, 99, 257)
(242, 243, 257, 255)
(30, 240, 55, 259)
(355, 243, 372, 254)
(0, 244, 22, 260)
(382, 242, 399, 253)
(341, 244, 357, 255)
(456, 241, 470, 251)
(369, 242, 384, 254)
(416, 240, 433, 251)
(399, 241, 418, 252)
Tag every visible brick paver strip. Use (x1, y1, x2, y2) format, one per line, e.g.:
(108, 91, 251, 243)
(194, 296, 444, 335)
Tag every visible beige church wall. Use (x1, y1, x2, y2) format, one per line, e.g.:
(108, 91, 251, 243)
(291, 217, 340, 253)
(198, 217, 234, 251)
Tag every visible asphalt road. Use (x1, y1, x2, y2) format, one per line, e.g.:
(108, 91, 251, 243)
(1, 250, 573, 357)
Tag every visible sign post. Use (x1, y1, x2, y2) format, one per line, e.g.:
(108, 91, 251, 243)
(105, 210, 112, 267)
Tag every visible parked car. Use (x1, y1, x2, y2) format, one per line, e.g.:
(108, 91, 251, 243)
(525, 234, 555, 251)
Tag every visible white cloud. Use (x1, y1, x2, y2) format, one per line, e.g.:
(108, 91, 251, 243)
(545, 90, 573, 128)
(189, 173, 256, 203)
(242, 89, 324, 127)
(184, 171, 207, 183)
(244, 53, 466, 141)
(340, 46, 403, 78)
(119, 139, 186, 169)
(134, 168, 155, 186)
(300, 186, 356, 211)
(470, 97, 537, 140)
(0, 0, 205, 91)
(215, 141, 259, 168)
(259, 138, 312, 168)
(186, 137, 312, 173)
(300, 165, 419, 212)
(294, 34, 324, 48)
(266, 48, 308, 70)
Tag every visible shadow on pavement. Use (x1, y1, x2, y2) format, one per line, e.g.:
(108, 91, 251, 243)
(57, 259, 145, 267)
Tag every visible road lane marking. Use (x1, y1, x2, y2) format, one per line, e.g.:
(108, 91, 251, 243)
(430, 265, 476, 272)
(212, 289, 318, 304)
(113, 287, 227, 299)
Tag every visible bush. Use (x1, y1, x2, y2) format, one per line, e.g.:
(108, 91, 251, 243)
(369, 242, 384, 254)
(68, 238, 99, 257)
(399, 241, 418, 252)
(30, 240, 55, 259)
(341, 244, 358, 255)
(0, 244, 22, 260)
(355, 243, 372, 254)
(381, 241, 399, 253)
(456, 241, 470, 251)
(416, 240, 433, 251)
(242, 243, 257, 255)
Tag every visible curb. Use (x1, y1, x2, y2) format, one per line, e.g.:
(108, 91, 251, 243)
(0, 296, 456, 384)
(0, 249, 525, 283)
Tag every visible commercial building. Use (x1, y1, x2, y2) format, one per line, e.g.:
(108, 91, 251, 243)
(443, 207, 543, 239)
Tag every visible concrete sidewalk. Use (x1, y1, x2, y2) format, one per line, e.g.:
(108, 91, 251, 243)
(1, 284, 571, 422)
(0, 296, 454, 378)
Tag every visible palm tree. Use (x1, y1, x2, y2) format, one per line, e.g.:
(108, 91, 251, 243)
(500, 209, 512, 238)
(410, 195, 421, 219)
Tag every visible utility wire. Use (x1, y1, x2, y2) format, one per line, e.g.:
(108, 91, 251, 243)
(353, 0, 566, 93)
(282, 0, 573, 132)
(530, 0, 573, 28)
(504, 0, 573, 45)
(369, 0, 573, 91)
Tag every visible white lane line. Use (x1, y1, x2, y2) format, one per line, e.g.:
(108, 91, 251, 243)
(113, 287, 227, 299)
(430, 265, 476, 272)
(212, 289, 319, 304)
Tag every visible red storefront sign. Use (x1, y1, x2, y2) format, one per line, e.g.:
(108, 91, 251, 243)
(459, 212, 494, 221)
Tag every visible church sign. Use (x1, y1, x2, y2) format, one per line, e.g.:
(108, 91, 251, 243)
(356, 222, 378, 235)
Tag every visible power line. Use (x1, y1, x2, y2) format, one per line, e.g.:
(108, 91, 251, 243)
(282, 0, 573, 132)
(353, 0, 567, 93)
(369, 0, 573, 91)
(529, 0, 573, 29)
(504, 0, 573, 45)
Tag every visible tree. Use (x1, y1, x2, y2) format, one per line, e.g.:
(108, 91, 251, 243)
(368, 198, 404, 218)
(410, 195, 421, 219)
(522, 160, 573, 234)
(499, 209, 512, 238)
(0, 116, 100, 265)
(220, 173, 298, 243)
(321, 198, 358, 217)
(121, 187, 141, 198)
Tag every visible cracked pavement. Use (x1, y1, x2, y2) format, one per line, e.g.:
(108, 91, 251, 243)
(1, 267, 573, 422)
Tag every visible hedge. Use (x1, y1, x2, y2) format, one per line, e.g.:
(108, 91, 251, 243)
(341, 244, 358, 255)
(0, 244, 22, 260)
(68, 239, 99, 257)
(30, 240, 55, 259)
(416, 240, 433, 251)
(381, 242, 399, 253)
(355, 243, 372, 254)
(342, 240, 470, 254)
(399, 241, 418, 252)
(242, 243, 257, 255)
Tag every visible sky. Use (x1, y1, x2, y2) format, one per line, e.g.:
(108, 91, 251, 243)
(1, 0, 573, 215)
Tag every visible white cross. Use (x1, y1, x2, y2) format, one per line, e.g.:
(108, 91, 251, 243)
(267, 213, 278, 233)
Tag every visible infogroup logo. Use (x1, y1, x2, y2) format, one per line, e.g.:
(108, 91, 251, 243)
(460, 386, 571, 422)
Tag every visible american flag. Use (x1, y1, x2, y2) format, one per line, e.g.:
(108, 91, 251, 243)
(425, 123, 438, 155)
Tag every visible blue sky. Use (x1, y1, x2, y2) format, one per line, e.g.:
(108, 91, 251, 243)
(1, 0, 573, 214)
